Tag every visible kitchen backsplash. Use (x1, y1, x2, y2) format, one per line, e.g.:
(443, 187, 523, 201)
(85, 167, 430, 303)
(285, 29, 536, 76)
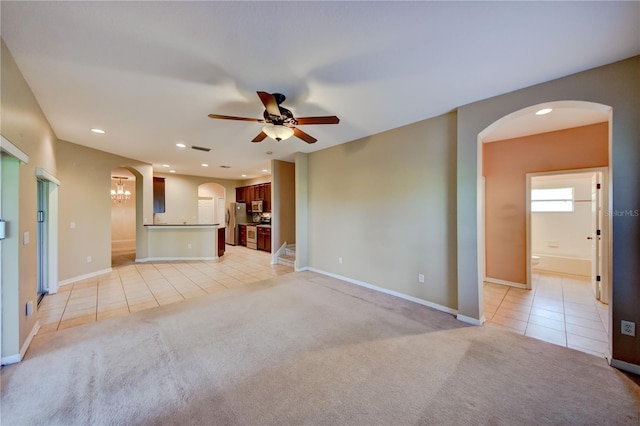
(252, 212, 271, 223)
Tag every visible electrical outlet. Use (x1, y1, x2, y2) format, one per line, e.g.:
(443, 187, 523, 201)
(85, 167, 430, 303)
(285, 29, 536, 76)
(418, 274, 425, 283)
(621, 320, 636, 336)
(86, 256, 92, 263)
(188, 243, 192, 249)
(338, 257, 343, 264)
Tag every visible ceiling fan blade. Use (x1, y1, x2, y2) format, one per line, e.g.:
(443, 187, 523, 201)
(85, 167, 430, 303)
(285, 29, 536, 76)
(208, 114, 264, 122)
(293, 127, 317, 144)
(296, 116, 340, 125)
(252, 131, 268, 143)
(257, 91, 282, 117)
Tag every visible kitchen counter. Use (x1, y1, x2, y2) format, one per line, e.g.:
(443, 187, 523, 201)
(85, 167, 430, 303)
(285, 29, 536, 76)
(139, 223, 220, 262)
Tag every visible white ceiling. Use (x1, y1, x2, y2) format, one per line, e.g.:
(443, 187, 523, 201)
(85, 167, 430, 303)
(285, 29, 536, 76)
(2, 1, 638, 179)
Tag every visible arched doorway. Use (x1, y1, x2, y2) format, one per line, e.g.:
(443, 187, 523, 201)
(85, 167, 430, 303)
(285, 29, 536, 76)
(110, 167, 137, 267)
(477, 100, 612, 356)
(197, 182, 226, 225)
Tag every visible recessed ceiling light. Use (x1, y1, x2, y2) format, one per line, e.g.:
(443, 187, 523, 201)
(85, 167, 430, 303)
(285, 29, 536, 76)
(162, 164, 171, 168)
(169, 170, 176, 173)
(262, 169, 269, 173)
(535, 108, 553, 115)
(241, 174, 247, 177)
(91, 128, 105, 134)
(176, 143, 186, 148)
(201, 163, 208, 167)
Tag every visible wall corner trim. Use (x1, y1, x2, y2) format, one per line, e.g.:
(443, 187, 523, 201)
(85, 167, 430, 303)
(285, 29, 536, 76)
(0, 135, 29, 163)
(609, 358, 640, 376)
(307, 267, 458, 316)
(457, 314, 485, 326)
(35, 167, 60, 185)
(1, 320, 40, 366)
(59, 268, 112, 287)
(484, 277, 527, 289)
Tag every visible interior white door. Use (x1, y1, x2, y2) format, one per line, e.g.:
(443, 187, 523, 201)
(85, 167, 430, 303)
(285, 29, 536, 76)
(198, 198, 214, 224)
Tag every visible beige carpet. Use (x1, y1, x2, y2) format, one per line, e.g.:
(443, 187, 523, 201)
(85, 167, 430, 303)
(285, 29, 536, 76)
(2, 271, 639, 425)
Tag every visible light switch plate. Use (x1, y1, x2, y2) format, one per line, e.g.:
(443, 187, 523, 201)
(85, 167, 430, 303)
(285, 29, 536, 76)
(23, 231, 30, 245)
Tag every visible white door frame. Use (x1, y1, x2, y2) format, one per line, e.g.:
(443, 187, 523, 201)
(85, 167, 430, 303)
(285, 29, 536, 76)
(35, 168, 60, 295)
(1, 135, 30, 364)
(525, 167, 609, 291)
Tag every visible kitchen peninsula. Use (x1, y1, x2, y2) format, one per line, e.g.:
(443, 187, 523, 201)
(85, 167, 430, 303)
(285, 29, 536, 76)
(141, 224, 222, 261)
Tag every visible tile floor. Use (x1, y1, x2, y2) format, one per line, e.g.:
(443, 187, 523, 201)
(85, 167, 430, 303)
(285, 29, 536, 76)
(484, 272, 609, 357)
(37, 245, 293, 334)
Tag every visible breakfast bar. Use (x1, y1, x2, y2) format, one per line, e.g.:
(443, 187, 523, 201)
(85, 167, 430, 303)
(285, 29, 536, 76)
(141, 224, 221, 262)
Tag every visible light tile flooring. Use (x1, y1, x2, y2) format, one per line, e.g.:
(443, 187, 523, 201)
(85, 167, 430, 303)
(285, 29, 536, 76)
(37, 245, 293, 334)
(484, 272, 609, 357)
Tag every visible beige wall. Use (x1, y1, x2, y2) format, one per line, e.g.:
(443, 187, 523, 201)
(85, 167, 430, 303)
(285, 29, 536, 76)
(272, 160, 295, 250)
(153, 172, 238, 225)
(457, 56, 639, 366)
(1, 39, 59, 358)
(308, 112, 458, 309)
(56, 140, 153, 281)
(241, 175, 271, 186)
(483, 123, 608, 284)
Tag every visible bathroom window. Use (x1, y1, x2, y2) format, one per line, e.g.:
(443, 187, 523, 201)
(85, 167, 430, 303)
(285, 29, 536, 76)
(531, 187, 574, 212)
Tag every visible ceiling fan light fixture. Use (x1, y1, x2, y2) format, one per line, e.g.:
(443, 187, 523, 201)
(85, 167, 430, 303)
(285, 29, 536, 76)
(262, 124, 294, 142)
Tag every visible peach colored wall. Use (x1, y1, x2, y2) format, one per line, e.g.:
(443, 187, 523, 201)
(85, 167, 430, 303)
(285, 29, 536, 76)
(483, 122, 608, 284)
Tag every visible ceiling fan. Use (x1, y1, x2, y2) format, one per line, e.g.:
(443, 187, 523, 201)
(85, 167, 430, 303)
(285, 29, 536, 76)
(208, 91, 339, 144)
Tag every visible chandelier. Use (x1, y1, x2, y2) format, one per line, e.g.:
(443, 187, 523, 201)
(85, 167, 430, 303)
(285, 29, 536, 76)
(111, 176, 131, 204)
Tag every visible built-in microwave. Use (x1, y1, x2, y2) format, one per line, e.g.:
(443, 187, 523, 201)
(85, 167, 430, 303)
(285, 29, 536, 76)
(251, 200, 263, 212)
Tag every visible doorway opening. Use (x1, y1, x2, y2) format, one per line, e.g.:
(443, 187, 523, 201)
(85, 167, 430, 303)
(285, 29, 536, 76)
(478, 100, 613, 357)
(111, 168, 137, 267)
(197, 182, 226, 225)
(35, 168, 60, 301)
(527, 169, 609, 302)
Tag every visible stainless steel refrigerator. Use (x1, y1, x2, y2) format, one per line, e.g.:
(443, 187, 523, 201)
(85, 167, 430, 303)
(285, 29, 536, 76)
(226, 202, 247, 245)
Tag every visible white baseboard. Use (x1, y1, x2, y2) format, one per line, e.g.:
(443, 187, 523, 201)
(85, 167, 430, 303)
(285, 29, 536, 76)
(485, 277, 527, 289)
(307, 267, 458, 316)
(457, 314, 486, 326)
(136, 256, 217, 263)
(59, 268, 112, 287)
(1, 320, 40, 365)
(1, 353, 21, 365)
(609, 358, 640, 375)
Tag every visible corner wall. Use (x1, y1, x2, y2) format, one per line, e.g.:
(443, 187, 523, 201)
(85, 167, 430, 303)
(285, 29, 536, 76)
(457, 56, 639, 366)
(1, 39, 58, 359)
(307, 112, 458, 309)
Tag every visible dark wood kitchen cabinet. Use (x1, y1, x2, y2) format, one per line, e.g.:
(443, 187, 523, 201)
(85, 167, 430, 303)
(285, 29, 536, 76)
(153, 177, 166, 213)
(235, 186, 246, 203)
(264, 183, 271, 212)
(239, 224, 247, 246)
(255, 183, 265, 201)
(246, 186, 255, 211)
(235, 182, 272, 212)
(217, 227, 225, 257)
(257, 226, 271, 252)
